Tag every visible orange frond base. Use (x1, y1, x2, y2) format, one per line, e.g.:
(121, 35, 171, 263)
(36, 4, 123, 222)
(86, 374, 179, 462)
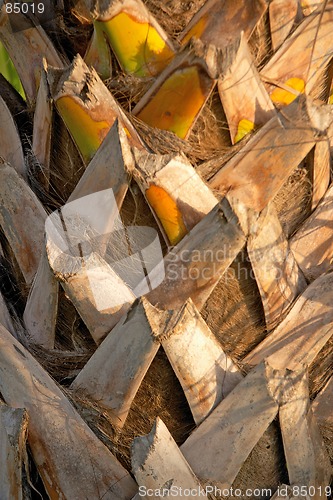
(145, 185, 188, 245)
(270, 77, 305, 106)
(136, 65, 213, 139)
(56, 96, 110, 163)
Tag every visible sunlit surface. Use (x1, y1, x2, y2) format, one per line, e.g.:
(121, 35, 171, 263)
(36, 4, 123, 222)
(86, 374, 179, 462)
(234, 119, 255, 143)
(270, 77, 305, 106)
(137, 65, 211, 139)
(180, 16, 207, 45)
(146, 185, 188, 245)
(98, 13, 174, 77)
(57, 96, 111, 163)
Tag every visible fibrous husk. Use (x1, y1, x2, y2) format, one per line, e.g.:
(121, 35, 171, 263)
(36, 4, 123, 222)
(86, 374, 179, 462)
(46, 54, 143, 163)
(132, 148, 217, 245)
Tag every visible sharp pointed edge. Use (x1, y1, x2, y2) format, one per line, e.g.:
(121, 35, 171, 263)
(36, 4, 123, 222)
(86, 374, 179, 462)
(247, 202, 307, 330)
(23, 248, 58, 350)
(0, 324, 137, 499)
(46, 53, 88, 99)
(0, 94, 26, 179)
(131, 417, 207, 497)
(46, 54, 143, 150)
(71, 297, 161, 427)
(0, 162, 47, 285)
(146, 198, 246, 311)
(0, 403, 28, 500)
(161, 298, 243, 424)
(180, 361, 281, 488)
(68, 119, 134, 206)
(278, 366, 331, 488)
(244, 273, 333, 370)
(290, 183, 333, 280)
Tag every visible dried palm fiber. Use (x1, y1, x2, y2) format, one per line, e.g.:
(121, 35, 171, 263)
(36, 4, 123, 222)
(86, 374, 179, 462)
(0, 0, 333, 497)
